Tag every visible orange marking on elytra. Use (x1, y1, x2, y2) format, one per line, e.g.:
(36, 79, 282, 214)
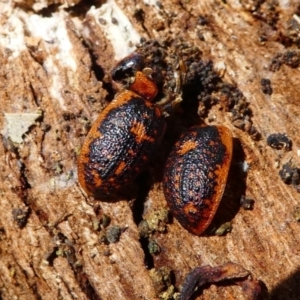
(115, 161, 126, 175)
(130, 121, 155, 143)
(177, 140, 198, 155)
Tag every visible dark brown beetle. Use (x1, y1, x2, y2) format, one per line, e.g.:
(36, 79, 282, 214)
(163, 125, 233, 235)
(78, 55, 165, 198)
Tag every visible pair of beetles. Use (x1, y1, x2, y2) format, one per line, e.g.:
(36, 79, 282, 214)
(77, 52, 233, 236)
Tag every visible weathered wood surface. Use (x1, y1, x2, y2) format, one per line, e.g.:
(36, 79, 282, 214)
(1, 0, 300, 299)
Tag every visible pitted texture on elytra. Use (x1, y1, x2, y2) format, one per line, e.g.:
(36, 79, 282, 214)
(78, 93, 165, 197)
(163, 126, 232, 235)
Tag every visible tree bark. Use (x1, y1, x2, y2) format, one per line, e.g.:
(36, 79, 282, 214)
(1, 0, 300, 299)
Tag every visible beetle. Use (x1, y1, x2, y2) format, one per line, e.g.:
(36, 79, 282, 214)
(163, 125, 233, 235)
(78, 55, 166, 198)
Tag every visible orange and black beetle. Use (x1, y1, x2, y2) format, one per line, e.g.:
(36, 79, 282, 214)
(78, 50, 234, 236)
(78, 55, 165, 198)
(163, 125, 233, 235)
